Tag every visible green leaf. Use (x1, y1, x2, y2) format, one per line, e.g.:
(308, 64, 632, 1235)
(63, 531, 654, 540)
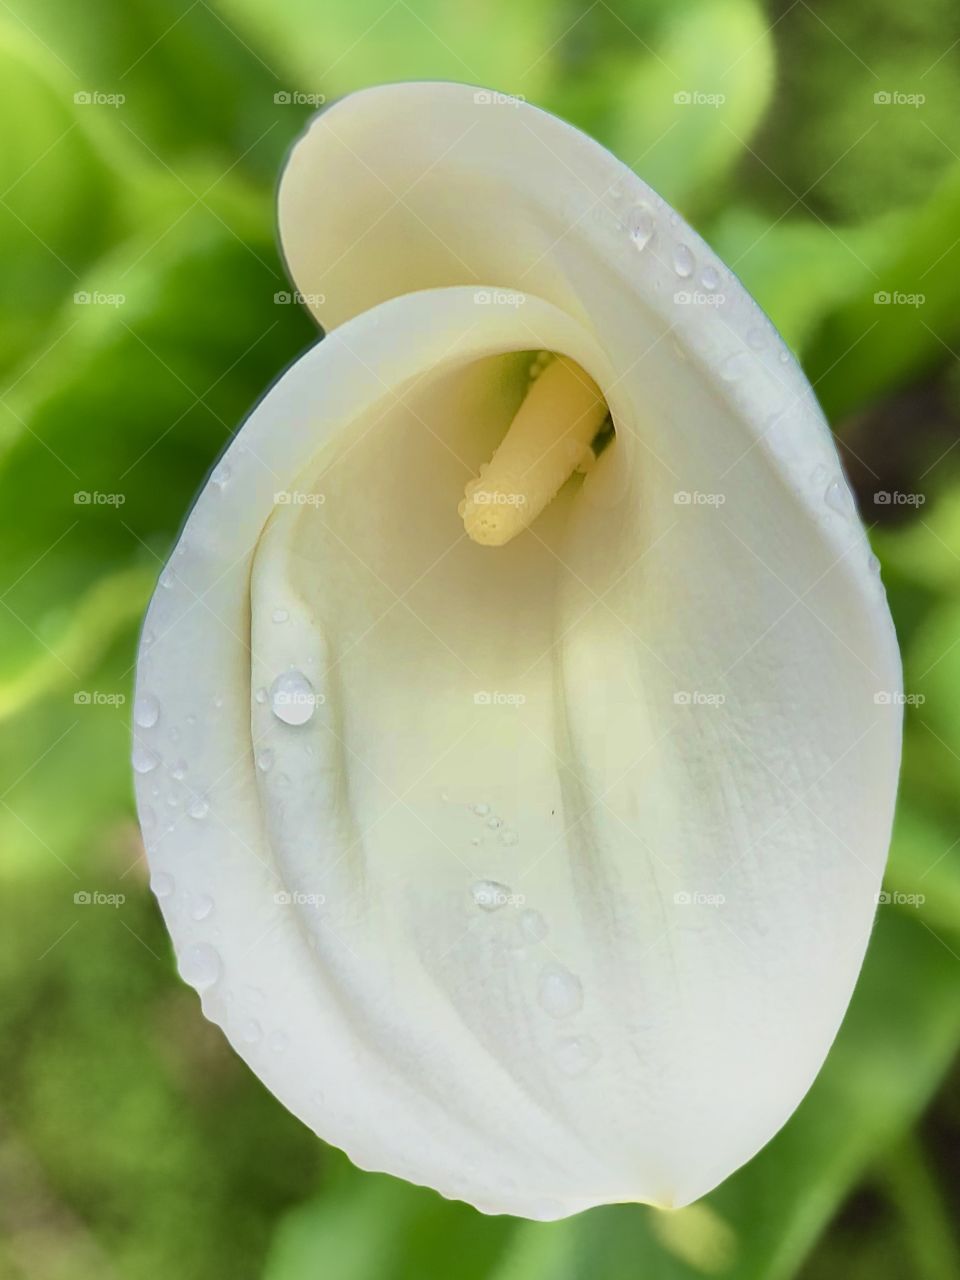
(0, 24, 122, 374)
(0, 194, 312, 704)
(0, 0, 288, 172)
(600, 0, 775, 212)
(212, 0, 557, 101)
(707, 208, 895, 356)
(264, 1163, 512, 1280)
(806, 166, 960, 419)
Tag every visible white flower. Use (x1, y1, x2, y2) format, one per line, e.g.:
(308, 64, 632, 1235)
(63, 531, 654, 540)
(133, 82, 901, 1220)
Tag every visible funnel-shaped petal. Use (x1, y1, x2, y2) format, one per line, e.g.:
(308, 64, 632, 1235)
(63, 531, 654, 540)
(134, 83, 901, 1219)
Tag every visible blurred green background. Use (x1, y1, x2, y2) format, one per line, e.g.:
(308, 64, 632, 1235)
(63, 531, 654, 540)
(1, 0, 959, 1277)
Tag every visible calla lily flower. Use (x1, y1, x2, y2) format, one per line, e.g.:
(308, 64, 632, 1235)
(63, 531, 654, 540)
(133, 81, 902, 1220)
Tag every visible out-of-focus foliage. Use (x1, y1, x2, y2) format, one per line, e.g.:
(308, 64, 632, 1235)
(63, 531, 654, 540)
(0, 0, 957, 1278)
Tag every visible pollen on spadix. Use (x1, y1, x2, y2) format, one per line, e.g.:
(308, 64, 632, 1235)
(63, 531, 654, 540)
(460, 354, 610, 547)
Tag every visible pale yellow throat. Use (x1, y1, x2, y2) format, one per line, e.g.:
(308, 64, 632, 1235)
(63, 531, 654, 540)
(460, 354, 611, 547)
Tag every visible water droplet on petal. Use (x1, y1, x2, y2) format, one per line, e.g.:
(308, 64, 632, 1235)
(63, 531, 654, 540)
(868, 552, 882, 576)
(720, 353, 748, 382)
(270, 1031, 289, 1053)
(270, 669, 317, 726)
(212, 463, 231, 489)
(132, 745, 159, 775)
(672, 244, 695, 278)
(472, 803, 490, 817)
(556, 1035, 600, 1077)
(242, 1019, 262, 1044)
(187, 796, 209, 820)
(158, 568, 174, 590)
(499, 829, 519, 847)
(471, 880, 511, 912)
(191, 894, 214, 921)
(255, 686, 267, 704)
(538, 966, 584, 1018)
(701, 264, 720, 290)
(151, 872, 175, 899)
(272, 609, 289, 624)
(629, 206, 656, 251)
(256, 749, 274, 773)
(825, 479, 850, 516)
(171, 760, 188, 782)
(747, 327, 766, 352)
(179, 943, 221, 990)
(134, 693, 160, 728)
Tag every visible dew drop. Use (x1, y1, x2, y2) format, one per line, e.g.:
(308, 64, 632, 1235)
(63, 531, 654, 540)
(720, 352, 748, 382)
(555, 1035, 600, 1077)
(132, 745, 160, 775)
(538, 966, 584, 1018)
(499, 829, 519, 847)
(191, 894, 214, 921)
(270, 1030, 289, 1053)
(255, 686, 267, 704)
(628, 206, 656, 251)
(701, 264, 720, 290)
(151, 871, 175, 899)
(272, 608, 289, 624)
(868, 551, 882, 576)
(179, 943, 221, 990)
(825, 479, 850, 516)
(747, 327, 766, 352)
(158, 568, 174, 590)
(171, 760, 188, 782)
(134, 693, 160, 729)
(187, 796, 209, 820)
(212, 463, 231, 489)
(270, 669, 317, 726)
(256, 749, 274, 773)
(486, 816, 502, 831)
(472, 802, 490, 817)
(672, 244, 695, 278)
(471, 880, 511, 912)
(242, 1019, 263, 1044)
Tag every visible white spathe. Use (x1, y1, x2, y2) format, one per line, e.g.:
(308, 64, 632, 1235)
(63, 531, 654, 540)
(133, 82, 902, 1220)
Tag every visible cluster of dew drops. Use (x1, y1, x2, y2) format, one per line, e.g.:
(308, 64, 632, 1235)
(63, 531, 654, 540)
(442, 792, 601, 1081)
(622, 193, 876, 573)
